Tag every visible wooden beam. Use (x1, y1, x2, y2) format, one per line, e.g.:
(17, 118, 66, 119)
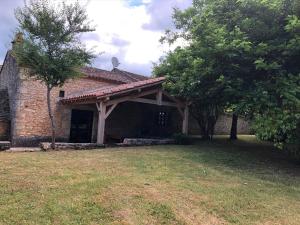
(128, 98, 179, 107)
(96, 102, 100, 111)
(97, 102, 106, 144)
(105, 103, 118, 119)
(97, 83, 163, 101)
(156, 88, 162, 105)
(91, 111, 98, 143)
(162, 91, 184, 106)
(105, 89, 159, 106)
(182, 104, 189, 134)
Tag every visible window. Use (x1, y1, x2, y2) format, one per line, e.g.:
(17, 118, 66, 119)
(157, 111, 168, 127)
(59, 90, 65, 98)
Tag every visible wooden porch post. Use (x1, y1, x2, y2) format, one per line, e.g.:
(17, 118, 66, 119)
(97, 102, 106, 144)
(182, 104, 189, 134)
(156, 88, 162, 105)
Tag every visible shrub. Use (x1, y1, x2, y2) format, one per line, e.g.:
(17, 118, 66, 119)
(173, 133, 190, 145)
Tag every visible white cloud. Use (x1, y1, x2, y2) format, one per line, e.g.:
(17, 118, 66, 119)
(83, 0, 167, 75)
(0, 0, 192, 76)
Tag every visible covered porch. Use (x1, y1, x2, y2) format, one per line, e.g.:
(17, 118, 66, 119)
(61, 77, 189, 144)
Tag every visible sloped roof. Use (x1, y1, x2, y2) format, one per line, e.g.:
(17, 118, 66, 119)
(61, 77, 165, 104)
(112, 68, 149, 82)
(81, 67, 149, 84)
(1, 50, 149, 84)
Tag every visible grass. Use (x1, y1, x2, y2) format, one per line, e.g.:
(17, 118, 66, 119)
(0, 136, 299, 225)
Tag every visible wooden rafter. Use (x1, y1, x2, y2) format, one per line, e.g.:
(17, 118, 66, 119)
(162, 91, 184, 106)
(105, 89, 158, 106)
(129, 98, 179, 107)
(96, 102, 101, 111)
(105, 103, 118, 119)
(96, 82, 163, 101)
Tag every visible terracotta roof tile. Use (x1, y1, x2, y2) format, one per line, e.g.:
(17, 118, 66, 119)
(61, 77, 165, 104)
(111, 68, 149, 82)
(81, 67, 149, 83)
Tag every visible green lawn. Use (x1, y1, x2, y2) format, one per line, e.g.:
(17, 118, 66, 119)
(0, 136, 299, 225)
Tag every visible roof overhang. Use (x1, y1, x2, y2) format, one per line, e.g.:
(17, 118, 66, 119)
(61, 77, 166, 105)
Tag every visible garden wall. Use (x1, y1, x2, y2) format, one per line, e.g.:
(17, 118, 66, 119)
(188, 113, 251, 135)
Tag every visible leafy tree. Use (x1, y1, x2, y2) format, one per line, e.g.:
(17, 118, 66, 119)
(232, 0, 300, 150)
(154, 1, 252, 139)
(154, 0, 300, 152)
(13, 0, 95, 148)
(154, 45, 226, 139)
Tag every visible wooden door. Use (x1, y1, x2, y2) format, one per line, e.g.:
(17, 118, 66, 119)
(70, 110, 94, 143)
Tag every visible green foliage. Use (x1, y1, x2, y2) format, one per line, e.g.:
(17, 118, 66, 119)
(154, 0, 300, 152)
(13, 0, 95, 147)
(248, 73, 300, 148)
(13, 0, 95, 88)
(173, 133, 191, 145)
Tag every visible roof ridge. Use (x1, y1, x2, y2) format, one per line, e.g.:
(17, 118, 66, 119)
(81, 66, 149, 84)
(113, 69, 141, 82)
(112, 68, 149, 81)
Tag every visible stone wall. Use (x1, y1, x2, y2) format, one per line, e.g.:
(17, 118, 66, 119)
(0, 52, 22, 142)
(0, 89, 10, 140)
(13, 76, 117, 146)
(214, 114, 250, 134)
(0, 51, 122, 146)
(188, 113, 251, 135)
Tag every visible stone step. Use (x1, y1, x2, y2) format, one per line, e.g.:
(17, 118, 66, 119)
(40, 142, 105, 151)
(7, 147, 41, 152)
(0, 141, 11, 151)
(122, 138, 175, 146)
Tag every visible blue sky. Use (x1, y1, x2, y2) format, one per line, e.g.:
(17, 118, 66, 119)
(0, 0, 192, 76)
(128, 0, 145, 6)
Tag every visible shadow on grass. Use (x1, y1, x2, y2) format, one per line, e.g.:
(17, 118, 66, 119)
(183, 136, 300, 184)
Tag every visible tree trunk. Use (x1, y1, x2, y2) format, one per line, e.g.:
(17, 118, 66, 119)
(201, 127, 211, 140)
(46, 86, 56, 149)
(230, 113, 238, 140)
(192, 103, 220, 141)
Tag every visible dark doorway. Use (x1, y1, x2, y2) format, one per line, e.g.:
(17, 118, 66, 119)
(70, 109, 94, 143)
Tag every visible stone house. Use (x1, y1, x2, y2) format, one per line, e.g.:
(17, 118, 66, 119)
(0, 41, 250, 147)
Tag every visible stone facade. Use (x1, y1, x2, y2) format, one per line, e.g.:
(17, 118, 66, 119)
(15, 77, 116, 145)
(0, 52, 22, 143)
(0, 89, 10, 140)
(0, 52, 119, 146)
